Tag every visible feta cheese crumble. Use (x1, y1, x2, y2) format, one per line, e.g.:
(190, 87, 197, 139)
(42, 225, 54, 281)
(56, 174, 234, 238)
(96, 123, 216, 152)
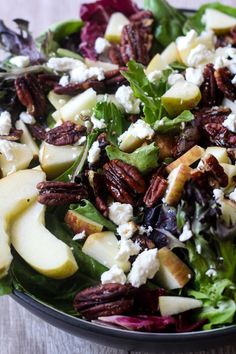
(138, 225, 153, 236)
(70, 66, 105, 84)
(147, 70, 162, 83)
(205, 267, 217, 278)
(0, 140, 14, 161)
(19, 112, 36, 125)
(47, 57, 83, 72)
(179, 223, 193, 242)
(116, 221, 137, 239)
(108, 202, 133, 225)
(95, 37, 111, 54)
(118, 119, 154, 144)
(168, 72, 185, 86)
(223, 113, 236, 133)
(91, 115, 107, 129)
(59, 75, 70, 87)
(187, 44, 213, 67)
(229, 188, 236, 203)
(176, 30, 198, 51)
(0, 111, 12, 135)
(72, 231, 86, 241)
(115, 85, 141, 114)
(116, 239, 141, 263)
(87, 141, 101, 164)
(9, 55, 30, 68)
(185, 67, 204, 86)
(101, 265, 126, 285)
(127, 249, 160, 288)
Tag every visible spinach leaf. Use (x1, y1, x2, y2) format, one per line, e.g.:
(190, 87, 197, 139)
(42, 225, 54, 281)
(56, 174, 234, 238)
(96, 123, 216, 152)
(153, 110, 194, 134)
(93, 100, 129, 145)
(106, 142, 159, 175)
(0, 275, 12, 295)
(144, 0, 186, 47)
(71, 200, 116, 232)
(122, 60, 171, 125)
(184, 3, 236, 34)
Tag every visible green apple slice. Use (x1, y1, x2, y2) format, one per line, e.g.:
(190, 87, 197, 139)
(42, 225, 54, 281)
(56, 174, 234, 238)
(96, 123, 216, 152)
(0, 169, 45, 278)
(48, 90, 70, 110)
(39, 142, 83, 179)
(204, 147, 229, 164)
(161, 42, 180, 65)
(104, 12, 129, 43)
(65, 210, 103, 236)
(85, 58, 118, 72)
(159, 296, 202, 316)
(204, 8, 236, 34)
(146, 54, 168, 75)
(15, 120, 39, 158)
(11, 201, 78, 279)
(161, 81, 201, 117)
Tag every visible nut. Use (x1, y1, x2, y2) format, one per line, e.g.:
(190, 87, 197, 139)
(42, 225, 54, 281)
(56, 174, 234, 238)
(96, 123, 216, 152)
(45, 121, 86, 146)
(37, 74, 60, 89)
(108, 45, 125, 66)
(54, 79, 105, 95)
(201, 153, 228, 188)
(103, 159, 146, 205)
(28, 123, 46, 141)
(203, 122, 236, 147)
(0, 128, 23, 142)
(194, 106, 231, 127)
(200, 64, 223, 107)
(214, 67, 236, 101)
(143, 174, 168, 208)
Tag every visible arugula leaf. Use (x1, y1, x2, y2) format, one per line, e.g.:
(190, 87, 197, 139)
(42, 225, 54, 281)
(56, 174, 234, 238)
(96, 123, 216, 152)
(154, 110, 194, 134)
(144, 0, 186, 47)
(106, 142, 159, 175)
(71, 200, 116, 232)
(122, 60, 171, 125)
(184, 3, 236, 34)
(93, 100, 129, 146)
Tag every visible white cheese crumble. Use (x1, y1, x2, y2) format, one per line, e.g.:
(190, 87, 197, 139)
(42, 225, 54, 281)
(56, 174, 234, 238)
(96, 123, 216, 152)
(95, 37, 111, 54)
(108, 202, 133, 225)
(115, 85, 141, 114)
(147, 70, 162, 83)
(223, 113, 236, 133)
(0, 140, 14, 161)
(101, 265, 127, 285)
(47, 57, 83, 72)
(187, 44, 213, 67)
(127, 249, 160, 288)
(118, 119, 154, 144)
(19, 111, 36, 125)
(91, 115, 107, 129)
(116, 239, 141, 263)
(168, 72, 185, 86)
(9, 55, 30, 68)
(59, 75, 70, 87)
(176, 29, 198, 51)
(72, 231, 86, 241)
(70, 66, 105, 84)
(205, 267, 217, 278)
(179, 223, 193, 242)
(76, 136, 87, 146)
(229, 188, 236, 203)
(185, 67, 204, 86)
(196, 244, 202, 255)
(116, 221, 137, 239)
(87, 141, 101, 164)
(138, 225, 153, 236)
(213, 188, 224, 202)
(0, 111, 11, 135)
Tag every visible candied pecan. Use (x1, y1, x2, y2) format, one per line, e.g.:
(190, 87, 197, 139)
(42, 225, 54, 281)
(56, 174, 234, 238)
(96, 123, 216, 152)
(28, 123, 46, 140)
(173, 125, 200, 158)
(200, 64, 223, 107)
(0, 128, 23, 142)
(216, 26, 236, 48)
(214, 67, 236, 101)
(37, 74, 60, 89)
(92, 172, 109, 217)
(204, 122, 236, 147)
(54, 79, 105, 95)
(201, 153, 228, 188)
(37, 181, 88, 206)
(191, 169, 210, 189)
(45, 121, 86, 146)
(227, 148, 236, 163)
(155, 134, 175, 160)
(15, 73, 47, 118)
(108, 45, 125, 66)
(79, 299, 133, 320)
(194, 106, 231, 127)
(130, 10, 153, 26)
(103, 160, 146, 205)
(143, 174, 168, 208)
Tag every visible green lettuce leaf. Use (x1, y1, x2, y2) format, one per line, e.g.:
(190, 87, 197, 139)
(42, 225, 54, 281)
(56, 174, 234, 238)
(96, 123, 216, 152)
(93, 100, 129, 146)
(153, 110, 194, 133)
(184, 3, 236, 34)
(0, 275, 12, 296)
(144, 0, 186, 47)
(106, 142, 159, 174)
(121, 60, 171, 125)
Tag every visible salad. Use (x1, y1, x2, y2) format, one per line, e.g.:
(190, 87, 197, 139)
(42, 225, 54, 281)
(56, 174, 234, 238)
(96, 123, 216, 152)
(0, 0, 236, 334)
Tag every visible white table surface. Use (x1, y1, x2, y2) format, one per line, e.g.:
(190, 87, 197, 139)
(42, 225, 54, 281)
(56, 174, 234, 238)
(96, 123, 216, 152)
(0, 0, 236, 353)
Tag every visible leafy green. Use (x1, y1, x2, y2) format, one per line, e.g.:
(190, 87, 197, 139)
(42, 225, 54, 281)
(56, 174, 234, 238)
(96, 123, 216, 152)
(144, 0, 186, 47)
(184, 3, 236, 34)
(93, 100, 129, 146)
(56, 48, 83, 60)
(121, 60, 171, 125)
(71, 200, 116, 232)
(106, 143, 159, 175)
(154, 110, 194, 133)
(0, 275, 12, 296)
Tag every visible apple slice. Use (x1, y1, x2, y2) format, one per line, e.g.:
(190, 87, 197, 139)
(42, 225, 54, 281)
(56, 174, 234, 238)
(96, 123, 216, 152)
(146, 54, 168, 75)
(0, 141, 33, 177)
(220, 163, 236, 188)
(104, 12, 129, 43)
(161, 81, 201, 117)
(39, 142, 83, 179)
(15, 120, 39, 158)
(166, 145, 205, 173)
(204, 8, 236, 34)
(85, 59, 118, 72)
(159, 296, 202, 316)
(60, 88, 97, 123)
(11, 201, 78, 279)
(204, 147, 229, 164)
(82, 231, 130, 272)
(119, 133, 143, 153)
(165, 164, 191, 206)
(0, 169, 45, 278)
(65, 210, 103, 236)
(161, 42, 180, 65)
(156, 247, 192, 290)
(48, 90, 70, 110)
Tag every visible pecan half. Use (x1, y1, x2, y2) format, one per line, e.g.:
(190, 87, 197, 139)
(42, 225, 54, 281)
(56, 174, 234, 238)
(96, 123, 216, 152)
(45, 121, 86, 146)
(194, 106, 231, 127)
(103, 160, 146, 205)
(173, 124, 200, 158)
(214, 67, 236, 101)
(54, 79, 105, 95)
(201, 153, 228, 188)
(92, 172, 109, 217)
(109, 45, 125, 66)
(0, 128, 23, 142)
(216, 26, 236, 48)
(79, 299, 133, 320)
(204, 122, 236, 147)
(15, 74, 47, 118)
(143, 174, 168, 208)
(200, 64, 223, 107)
(37, 73, 60, 89)
(37, 181, 88, 206)
(28, 123, 46, 141)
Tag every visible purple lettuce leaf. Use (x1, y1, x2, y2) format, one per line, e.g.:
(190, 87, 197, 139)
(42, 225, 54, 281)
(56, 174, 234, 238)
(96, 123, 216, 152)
(175, 313, 207, 333)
